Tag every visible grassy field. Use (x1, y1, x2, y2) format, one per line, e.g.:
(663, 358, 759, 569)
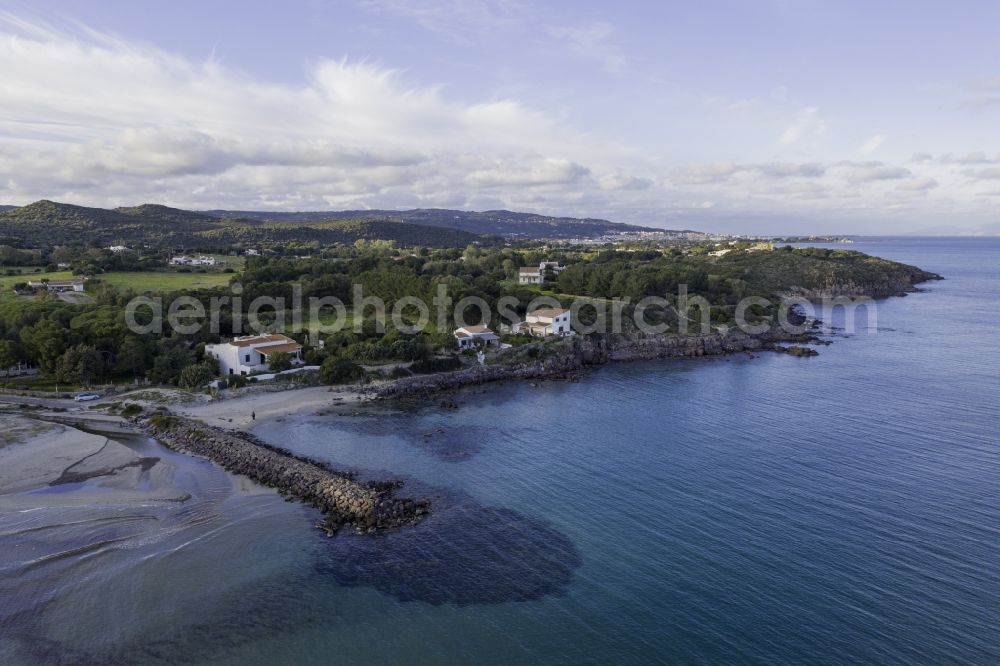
(97, 272, 235, 292)
(0, 270, 75, 290)
(0, 270, 235, 294)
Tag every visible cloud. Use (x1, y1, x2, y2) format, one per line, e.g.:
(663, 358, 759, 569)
(0, 17, 638, 212)
(672, 163, 741, 185)
(839, 161, 911, 184)
(962, 167, 1000, 180)
(895, 177, 939, 192)
(908, 153, 935, 164)
(547, 22, 626, 73)
(0, 13, 988, 233)
(858, 134, 885, 155)
(778, 107, 827, 145)
(754, 162, 826, 178)
(958, 76, 1000, 110)
(463, 158, 591, 187)
(938, 151, 998, 165)
(598, 174, 655, 191)
(672, 161, 825, 185)
(358, 0, 523, 44)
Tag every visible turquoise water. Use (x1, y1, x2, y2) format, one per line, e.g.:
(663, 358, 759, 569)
(2, 238, 998, 664)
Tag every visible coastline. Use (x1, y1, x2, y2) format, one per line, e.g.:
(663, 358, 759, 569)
(135, 411, 428, 534)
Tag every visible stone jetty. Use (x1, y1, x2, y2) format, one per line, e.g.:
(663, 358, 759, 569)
(137, 410, 428, 534)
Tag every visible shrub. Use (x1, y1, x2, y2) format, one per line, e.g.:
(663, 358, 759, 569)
(268, 351, 293, 372)
(178, 362, 215, 390)
(319, 357, 364, 384)
(121, 403, 142, 417)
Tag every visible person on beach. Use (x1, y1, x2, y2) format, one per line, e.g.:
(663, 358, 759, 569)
(251, 411, 256, 421)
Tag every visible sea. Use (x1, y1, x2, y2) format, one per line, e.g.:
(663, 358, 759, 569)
(1, 237, 998, 665)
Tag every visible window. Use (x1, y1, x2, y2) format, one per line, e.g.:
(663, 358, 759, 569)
(244, 354, 250, 362)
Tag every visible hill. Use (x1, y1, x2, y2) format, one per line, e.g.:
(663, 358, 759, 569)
(0, 200, 488, 248)
(717, 247, 943, 298)
(201, 207, 672, 239)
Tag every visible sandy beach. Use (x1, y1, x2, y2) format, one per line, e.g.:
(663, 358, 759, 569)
(0, 413, 191, 509)
(172, 385, 370, 429)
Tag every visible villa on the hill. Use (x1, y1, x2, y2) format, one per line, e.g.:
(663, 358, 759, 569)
(518, 260, 565, 285)
(515, 307, 573, 337)
(453, 325, 500, 349)
(205, 334, 304, 375)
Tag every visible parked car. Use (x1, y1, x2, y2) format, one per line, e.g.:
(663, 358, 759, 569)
(74, 393, 101, 402)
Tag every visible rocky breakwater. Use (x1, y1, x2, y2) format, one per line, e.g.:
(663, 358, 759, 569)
(137, 410, 428, 535)
(375, 327, 818, 400)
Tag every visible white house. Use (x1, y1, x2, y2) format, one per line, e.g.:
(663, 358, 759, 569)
(453, 325, 500, 349)
(515, 307, 573, 337)
(517, 260, 565, 285)
(107, 245, 130, 253)
(518, 267, 543, 284)
(170, 255, 217, 266)
(245, 249, 261, 256)
(27, 279, 85, 293)
(539, 260, 565, 273)
(205, 334, 304, 376)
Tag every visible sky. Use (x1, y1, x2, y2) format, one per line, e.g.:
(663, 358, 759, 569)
(1, 1, 999, 234)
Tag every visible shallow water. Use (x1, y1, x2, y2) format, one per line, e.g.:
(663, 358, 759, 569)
(2, 237, 998, 664)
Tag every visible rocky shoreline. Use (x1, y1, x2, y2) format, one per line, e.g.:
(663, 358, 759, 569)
(136, 410, 428, 535)
(373, 326, 821, 401)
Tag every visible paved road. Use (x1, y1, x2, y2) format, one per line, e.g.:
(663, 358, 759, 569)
(0, 393, 100, 411)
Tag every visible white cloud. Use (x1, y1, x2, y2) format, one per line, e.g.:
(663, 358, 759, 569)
(0, 18, 640, 212)
(778, 107, 827, 146)
(0, 14, 993, 234)
(672, 163, 741, 185)
(858, 134, 885, 155)
(359, 0, 523, 44)
(754, 162, 826, 178)
(939, 151, 998, 165)
(839, 161, 911, 184)
(895, 177, 939, 192)
(547, 22, 626, 73)
(962, 167, 1000, 180)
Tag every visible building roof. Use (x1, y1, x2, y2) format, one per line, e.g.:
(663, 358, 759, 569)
(518, 267, 541, 274)
(530, 307, 568, 318)
(456, 325, 496, 336)
(258, 342, 302, 355)
(229, 334, 298, 348)
(29, 279, 83, 287)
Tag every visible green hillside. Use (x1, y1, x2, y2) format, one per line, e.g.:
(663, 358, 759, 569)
(0, 200, 491, 248)
(201, 207, 675, 239)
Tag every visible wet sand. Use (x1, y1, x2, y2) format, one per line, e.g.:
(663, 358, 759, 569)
(173, 385, 369, 429)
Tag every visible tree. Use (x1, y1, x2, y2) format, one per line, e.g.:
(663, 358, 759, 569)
(178, 363, 214, 390)
(319, 357, 363, 385)
(116, 336, 153, 379)
(0, 339, 26, 371)
(149, 338, 195, 385)
(55, 344, 104, 386)
(20, 319, 69, 374)
(267, 351, 293, 372)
